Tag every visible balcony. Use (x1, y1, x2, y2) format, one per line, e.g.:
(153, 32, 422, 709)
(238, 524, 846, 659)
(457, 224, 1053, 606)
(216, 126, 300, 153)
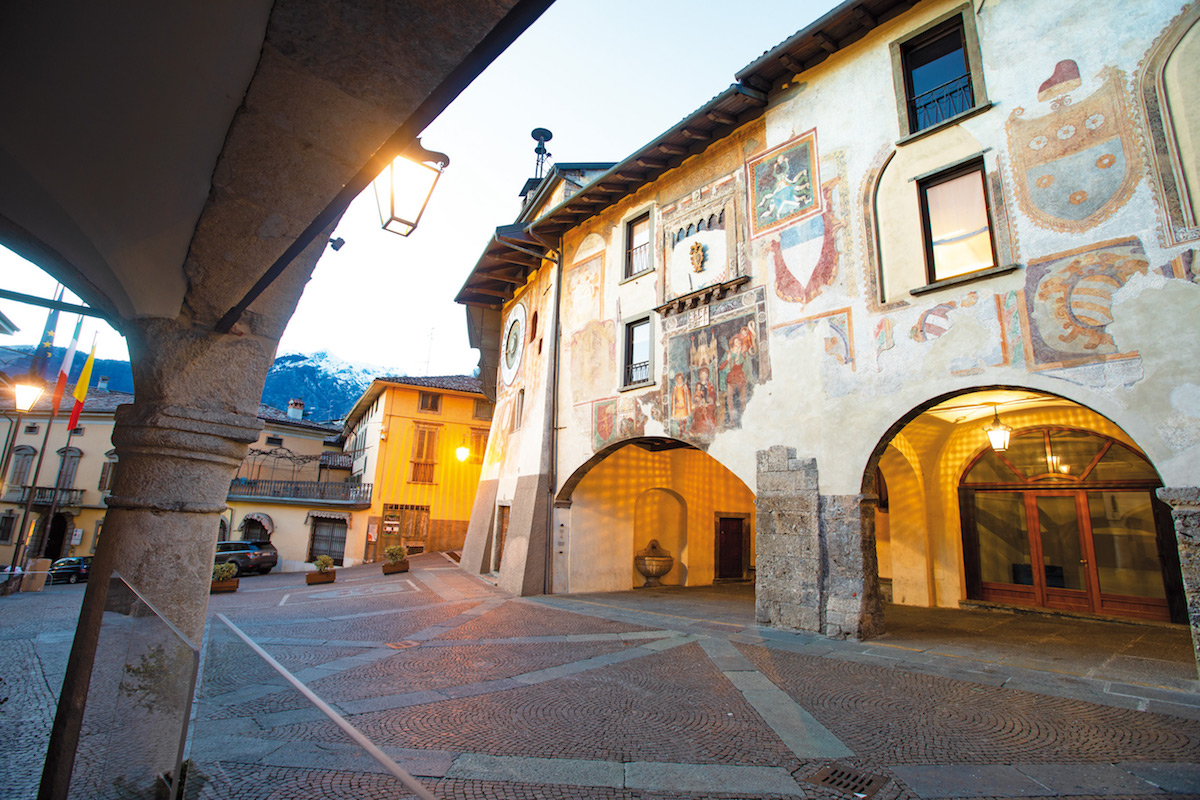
(227, 479, 373, 508)
(7, 486, 85, 507)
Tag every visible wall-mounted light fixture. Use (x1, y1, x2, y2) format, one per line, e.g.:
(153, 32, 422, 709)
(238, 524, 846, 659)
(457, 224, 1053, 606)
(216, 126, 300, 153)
(456, 438, 470, 462)
(373, 138, 449, 237)
(14, 379, 44, 413)
(982, 406, 1012, 452)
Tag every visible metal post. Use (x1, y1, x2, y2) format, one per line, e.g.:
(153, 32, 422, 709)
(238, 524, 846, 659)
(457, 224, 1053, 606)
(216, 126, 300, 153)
(36, 426, 76, 560)
(2, 408, 56, 594)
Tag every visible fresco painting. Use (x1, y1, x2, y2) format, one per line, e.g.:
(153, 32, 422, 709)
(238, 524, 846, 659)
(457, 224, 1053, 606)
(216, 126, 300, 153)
(910, 302, 958, 343)
(1021, 237, 1149, 369)
(747, 129, 820, 238)
(1006, 63, 1140, 232)
(563, 254, 604, 330)
(661, 289, 770, 443)
(569, 320, 615, 403)
(592, 396, 646, 450)
(762, 151, 847, 305)
(775, 308, 855, 369)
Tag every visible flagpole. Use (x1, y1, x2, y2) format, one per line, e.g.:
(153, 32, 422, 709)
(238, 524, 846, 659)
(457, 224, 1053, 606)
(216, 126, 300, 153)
(2, 398, 56, 595)
(35, 327, 89, 562)
(36, 425, 76, 561)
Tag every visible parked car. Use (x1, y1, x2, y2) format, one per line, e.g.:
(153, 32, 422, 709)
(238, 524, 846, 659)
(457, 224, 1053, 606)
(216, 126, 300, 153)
(214, 540, 278, 575)
(49, 556, 93, 584)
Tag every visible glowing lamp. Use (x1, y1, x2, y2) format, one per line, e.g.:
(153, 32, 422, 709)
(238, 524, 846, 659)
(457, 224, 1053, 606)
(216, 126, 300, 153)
(456, 444, 470, 463)
(373, 139, 449, 237)
(14, 381, 44, 413)
(982, 407, 1012, 452)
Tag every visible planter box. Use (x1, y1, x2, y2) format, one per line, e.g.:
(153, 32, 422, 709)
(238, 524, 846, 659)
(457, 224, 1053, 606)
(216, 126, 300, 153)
(210, 578, 240, 594)
(382, 561, 409, 575)
(306, 571, 336, 585)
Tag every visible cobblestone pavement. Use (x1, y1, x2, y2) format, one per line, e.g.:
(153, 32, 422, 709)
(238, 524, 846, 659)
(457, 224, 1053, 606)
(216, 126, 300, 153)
(2, 553, 1199, 799)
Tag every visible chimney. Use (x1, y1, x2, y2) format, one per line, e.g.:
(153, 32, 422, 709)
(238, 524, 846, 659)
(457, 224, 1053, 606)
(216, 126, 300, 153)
(97, 376, 109, 391)
(287, 398, 304, 420)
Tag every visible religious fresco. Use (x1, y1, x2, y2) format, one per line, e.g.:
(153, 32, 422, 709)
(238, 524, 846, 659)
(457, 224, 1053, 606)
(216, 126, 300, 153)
(747, 130, 820, 238)
(1006, 62, 1141, 232)
(569, 320, 615, 404)
(563, 254, 604, 332)
(592, 395, 647, 450)
(1020, 237, 1149, 369)
(776, 307, 855, 369)
(758, 150, 848, 305)
(661, 288, 770, 443)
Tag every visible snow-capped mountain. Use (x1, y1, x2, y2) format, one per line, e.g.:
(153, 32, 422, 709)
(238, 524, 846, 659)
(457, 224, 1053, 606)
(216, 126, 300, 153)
(1, 347, 397, 424)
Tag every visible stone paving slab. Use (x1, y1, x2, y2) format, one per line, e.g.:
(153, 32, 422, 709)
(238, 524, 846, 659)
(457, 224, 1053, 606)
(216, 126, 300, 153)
(445, 753, 624, 787)
(1123, 763, 1200, 793)
(890, 764, 1054, 797)
(623, 761, 805, 796)
(1016, 764, 1160, 796)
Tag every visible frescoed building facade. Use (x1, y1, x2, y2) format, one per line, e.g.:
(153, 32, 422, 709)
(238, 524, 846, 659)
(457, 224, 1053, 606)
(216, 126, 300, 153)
(339, 375, 493, 564)
(456, 0, 1200, 661)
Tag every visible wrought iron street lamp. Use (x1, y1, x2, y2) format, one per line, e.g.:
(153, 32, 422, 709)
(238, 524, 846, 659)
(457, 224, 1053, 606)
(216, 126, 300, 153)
(982, 405, 1012, 452)
(2, 378, 46, 593)
(373, 138, 449, 236)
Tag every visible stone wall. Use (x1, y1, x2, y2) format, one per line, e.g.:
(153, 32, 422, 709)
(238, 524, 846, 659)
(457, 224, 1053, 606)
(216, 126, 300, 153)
(754, 445, 883, 640)
(1157, 487, 1200, 677)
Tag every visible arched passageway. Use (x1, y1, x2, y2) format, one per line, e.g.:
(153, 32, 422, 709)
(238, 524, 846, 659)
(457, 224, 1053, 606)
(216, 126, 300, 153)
(864, 387, 1186, 625)
(553, 437, 754, 594)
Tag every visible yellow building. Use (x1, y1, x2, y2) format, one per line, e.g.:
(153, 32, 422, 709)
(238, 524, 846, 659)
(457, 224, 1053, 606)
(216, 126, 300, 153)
(1, 386, 361, 573)
(340, 375, 492, 563)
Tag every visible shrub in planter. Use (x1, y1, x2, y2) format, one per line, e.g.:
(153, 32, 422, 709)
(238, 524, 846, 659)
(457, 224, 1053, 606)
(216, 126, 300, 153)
(211, 562, 239, 593)
(382, 544, 409, 575)
(306, 554, 336, 585)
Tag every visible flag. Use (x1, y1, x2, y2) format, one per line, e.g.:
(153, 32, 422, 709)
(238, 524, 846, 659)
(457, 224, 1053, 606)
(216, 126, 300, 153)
(68, 339, 96, 431)
(51, 317, 83, 413)
(33, 287, 64, 379)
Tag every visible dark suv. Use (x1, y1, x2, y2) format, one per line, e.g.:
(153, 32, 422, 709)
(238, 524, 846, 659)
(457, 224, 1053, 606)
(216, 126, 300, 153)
(49, 556, 93, 584)
(215, 540, 278, 575)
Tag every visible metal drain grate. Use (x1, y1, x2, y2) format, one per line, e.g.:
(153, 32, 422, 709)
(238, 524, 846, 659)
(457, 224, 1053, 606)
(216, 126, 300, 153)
(805, 765, 889, 798)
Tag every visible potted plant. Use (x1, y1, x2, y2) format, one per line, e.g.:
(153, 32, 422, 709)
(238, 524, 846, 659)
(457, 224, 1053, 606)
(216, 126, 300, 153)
(210, 562, 239, 593)
(305, 554, 336, 585)
(381, 544, 409, 575)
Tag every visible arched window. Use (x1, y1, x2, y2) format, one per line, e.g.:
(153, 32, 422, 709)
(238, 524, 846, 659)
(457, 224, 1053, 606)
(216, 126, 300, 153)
(960, 428, 1181, 622)
(55, 446, 83, 489)
(9, 445, 35, 486)
(697, 217, 707, 231)
(98, 450, 118, 493)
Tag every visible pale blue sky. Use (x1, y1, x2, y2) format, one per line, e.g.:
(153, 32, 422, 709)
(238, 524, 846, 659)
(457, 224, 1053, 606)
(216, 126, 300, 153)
(1, 0, 837, 374)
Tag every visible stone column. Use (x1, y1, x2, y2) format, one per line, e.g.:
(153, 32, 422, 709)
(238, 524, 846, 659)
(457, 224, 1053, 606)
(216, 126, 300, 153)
(755, 446, 823, 632)
(1156, 487, 1200, 677)
(754, 446, 883, 640)
(39, 322, 272, 799)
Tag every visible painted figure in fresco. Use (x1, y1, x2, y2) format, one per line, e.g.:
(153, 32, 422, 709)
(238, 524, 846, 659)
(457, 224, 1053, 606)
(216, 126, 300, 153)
(671, 372, 691, 436)
(719, 325, 757, 425)
(690, 331, 718, 370)
(690, 366, 717, 436)
(758, 155, 813, 222)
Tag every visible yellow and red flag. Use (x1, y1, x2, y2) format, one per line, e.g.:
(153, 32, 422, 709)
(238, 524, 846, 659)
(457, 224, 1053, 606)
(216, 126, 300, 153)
(68, 338, 96, 430)
(51, 317, 83, 413)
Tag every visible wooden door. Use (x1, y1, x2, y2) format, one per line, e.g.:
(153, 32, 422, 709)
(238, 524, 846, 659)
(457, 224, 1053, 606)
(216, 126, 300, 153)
(716, 516, 745, 581)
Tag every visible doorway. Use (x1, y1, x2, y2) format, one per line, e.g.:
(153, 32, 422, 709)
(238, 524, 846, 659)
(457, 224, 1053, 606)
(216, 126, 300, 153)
(715, 515, 749, 581)
(961, 428, 1184, 622)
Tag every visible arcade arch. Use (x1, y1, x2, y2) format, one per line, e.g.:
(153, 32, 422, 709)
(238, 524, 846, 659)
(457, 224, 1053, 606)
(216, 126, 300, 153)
(554, 437, 755, 594)
(863, 387, 1186, 624)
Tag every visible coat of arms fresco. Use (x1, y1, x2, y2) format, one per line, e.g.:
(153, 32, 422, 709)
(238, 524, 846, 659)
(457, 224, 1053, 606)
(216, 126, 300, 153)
(1006, 62, 1141, 232)
(747, 130, 820, 238)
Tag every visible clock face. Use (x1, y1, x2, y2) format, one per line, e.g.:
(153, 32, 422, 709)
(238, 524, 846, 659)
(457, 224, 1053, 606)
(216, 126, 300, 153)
(500, 303, 526, 385)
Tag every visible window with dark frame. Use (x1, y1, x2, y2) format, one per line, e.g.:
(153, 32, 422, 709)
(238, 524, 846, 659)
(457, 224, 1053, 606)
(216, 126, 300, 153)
(266, 435, 284, 447)
(623, 318, 651, 386)
(470, 428, 488, 464)
(918, 159, 997, 284)
(0, 513, 14, 544)
(624, 213, 651, 279)
(473, 399, 494, 420)
(900, 16, 973, 134)
(418, 392, 442, 413)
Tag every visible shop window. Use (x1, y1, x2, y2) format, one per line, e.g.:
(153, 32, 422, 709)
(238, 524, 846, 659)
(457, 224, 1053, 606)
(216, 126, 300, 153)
(625, 212, 651, 279)
(308, 518, 347, 566)
(623, 317, 652, 387)
(419, 392, 442, 413)
(891, 7, 987, 138)
(918, 159, 997, 282)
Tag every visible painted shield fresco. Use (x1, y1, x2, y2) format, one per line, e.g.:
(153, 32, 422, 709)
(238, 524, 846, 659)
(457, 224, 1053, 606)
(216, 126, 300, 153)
(747, 130, 820, 238)
(768, 179, 844, 304)
(1006, 65, 1140, 232)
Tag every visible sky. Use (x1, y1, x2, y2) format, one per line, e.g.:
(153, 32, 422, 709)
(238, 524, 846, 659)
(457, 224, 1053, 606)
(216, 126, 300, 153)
(0, 0, 837, 375)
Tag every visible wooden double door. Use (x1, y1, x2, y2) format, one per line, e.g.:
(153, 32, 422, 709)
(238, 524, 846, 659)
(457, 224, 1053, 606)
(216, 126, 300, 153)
(964, 488, 1182, 622)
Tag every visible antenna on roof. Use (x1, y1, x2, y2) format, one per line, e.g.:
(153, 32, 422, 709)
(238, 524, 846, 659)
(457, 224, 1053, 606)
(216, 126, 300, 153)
(532, 128, 553, 179)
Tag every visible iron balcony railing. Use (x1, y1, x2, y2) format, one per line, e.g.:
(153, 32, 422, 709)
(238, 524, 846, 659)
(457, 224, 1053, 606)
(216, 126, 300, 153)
(625, 361, 650, 385)
(909, 73, 972, 132)
(227, 478, 372, 506)
(626, 242, 650, 277)
(9, 486, 85, 506)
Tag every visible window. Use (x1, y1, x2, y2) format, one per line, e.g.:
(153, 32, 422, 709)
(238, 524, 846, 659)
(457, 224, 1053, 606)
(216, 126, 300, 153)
(410, 425, 438, 483)
(10, 445, 35, 486)
(470, 428, 488, 464)
(623, 317, 652, 387)
(70, 426, 85, 436)
(513, 390, 524, 430)
(474, 399, 494, 420)
(98, 451, 118, 493)
(55, 447, 82, 489)
(625, 212, 651, 278)
(266, 435, 284, 447)
(24, 423, 38, 435)
(892, 8, 987, 138)
(308, 518, 347, 566)
(418, 392, 442, 413)
(0, 512, 14, 544)
(918, 159, 997, 282)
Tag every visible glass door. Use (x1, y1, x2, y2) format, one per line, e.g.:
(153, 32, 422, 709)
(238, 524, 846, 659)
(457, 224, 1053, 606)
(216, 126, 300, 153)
(1027, 492, 1096, 613)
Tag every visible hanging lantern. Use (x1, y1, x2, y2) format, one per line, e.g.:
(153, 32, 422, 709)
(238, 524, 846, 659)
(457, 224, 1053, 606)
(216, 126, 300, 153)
(373, 139, 449, 237)
(982, 406, 1012, 452)
(14, 379, 44, 412)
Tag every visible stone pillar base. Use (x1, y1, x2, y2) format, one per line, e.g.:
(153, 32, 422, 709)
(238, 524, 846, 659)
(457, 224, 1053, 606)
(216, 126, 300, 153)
(1156, 487, 1200, 678)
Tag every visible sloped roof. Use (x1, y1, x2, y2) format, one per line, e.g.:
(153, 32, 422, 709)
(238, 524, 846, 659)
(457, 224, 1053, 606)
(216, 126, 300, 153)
(376, 375, 483, 394)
